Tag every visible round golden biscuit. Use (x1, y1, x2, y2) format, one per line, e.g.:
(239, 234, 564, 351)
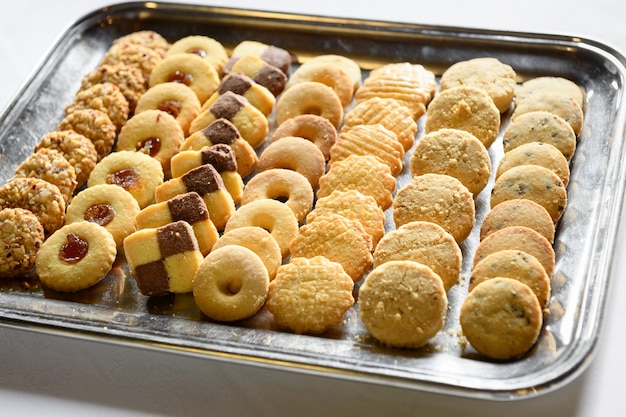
(14, 147, 77, 204)
(267, 256, 355, 334)
(166, 35, 229, 74)
(0, 207, 45, 277)
(0, 177, 65, 235)
(35, 130, 98, 187)
(271, 114, 337, 160)
(410, 128, 491, 197)
(149, 53, 220, 104)
(289, 213, 373, 282)
(491, 164, 567, 222)
(513, 91, 583, 136)
(473, 225, 555, 277)
(257, 136, 325, 189)
(65, 184, 140, 248)
(35, 221, 117, 293)
(329, 123, 404, 176)
(373, 221, 462, 292)
(193, 245, 269, 322)
(65, 82, 129, 133)
(440, 57, 517, 113)
(113, 30, 170, 58)
(116, 109, 185, 174)
(241, 168, 314, 224)
(57, 108, 117, 161)
(212, 226, 282, 281)
(79, 64, 146, 113)
(425, 85, 501, 148)
(286, 60, 355, 107)
(480, 198, 555, 243)
(516, 76, 585, 109)
(368, 62, 437, 102)
(135, 82, 201, 136)
(460, 277, 543, 360)
(100, 42, 163, 88)
(275, 81, 343, 129)
(497, 141, 570, 186)
(317, 154, 396, 210)
(88, 150, 164, 209)
(470, 249, 550, 307)
(393, 173, 475, 244)
(224, 199, 299, 259)
(306, 189, 385, 248)
(181, 118, 258, 178)
(502, 110, 577, 160)
(359, 260, 448, 348)
(343, 96, 417, 152)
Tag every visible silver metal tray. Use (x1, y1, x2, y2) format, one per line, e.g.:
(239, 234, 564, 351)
(2, 1, 626, 401)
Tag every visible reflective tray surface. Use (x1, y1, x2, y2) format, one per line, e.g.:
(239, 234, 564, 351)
(1, 1, 626, 400)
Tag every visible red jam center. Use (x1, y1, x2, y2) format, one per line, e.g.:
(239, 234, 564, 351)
(59, 233, 89, 264)
(167, 70, 194, 86)
(106, 168, 139, 190)
(84, 203, 115, 226)
(186, 48, 207, 58)
(136, 137, 161, 157)
(158, 100, 182, 118)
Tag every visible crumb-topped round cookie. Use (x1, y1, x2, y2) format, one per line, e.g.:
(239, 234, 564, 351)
(480, 198, 555, 243)
(112, 30, 170, 58)
(410, 128, 491, 197)
(35, 221, 117, 292)
(359, 260, 448, 348)
(79, 64, 146, 113)
(425, 85, 501, 148)
(440, 57, 517, 113)
(516, 76, 585, 109)
(267, 256, 355, 334)
(460, 277, 543, 360)
(470, 249, 550, 307)
(373, 221, 462, 292)
(57, 108, 117, 161)
(0, 207, 45, 277)
(393, 173, 475, 244)
(513, 91, 584, 136)
(65, 82, 130, 133)
(193, 245, 269, 322)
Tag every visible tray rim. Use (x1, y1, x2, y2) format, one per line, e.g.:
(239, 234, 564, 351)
(2, 0, 626, 401)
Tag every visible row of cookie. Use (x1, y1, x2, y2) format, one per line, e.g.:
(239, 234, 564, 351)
(459, 76, 585, 360)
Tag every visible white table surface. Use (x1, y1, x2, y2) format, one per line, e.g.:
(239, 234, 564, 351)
(1, 1, 625, 416)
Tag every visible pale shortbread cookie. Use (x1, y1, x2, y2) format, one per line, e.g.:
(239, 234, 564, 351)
(267, 256, 355, 334)
(193, 245, 269, 322)
(470, 249, 550, 308)
(368, 62, 437, 101)
(496, 141, 570, 187)
(212, 226, 282, 281)
(473, 225, 555, 277)
(65, 184, 140, 248)
(502, 110, 577, 160)
(425, 85, 501, 148)
(359, 260, 448, 348)
(410, 128, 491, 197)
(88, 150, 164, 209)
(513, 91, 583, 136)
(329, 123, 404, 176)
(289, 213, 373, 282)
(317, 154, 396, 210)
(393, 173, 475, 244)
(516, 76, 585, 109)
(440, 57, 517, 113)
(373, 221, 462, 292)
(480, 198, 555, 243)
(491, 164, 567, 222)
(36, 221, 117, 293)
(224, 199, 298, 259)
(306, 189, 386, 248)
(343, 96, 417, 152)
(460, 277, 543, 360)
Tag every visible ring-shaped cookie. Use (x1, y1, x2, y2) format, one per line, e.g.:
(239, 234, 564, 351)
(271, 114, 337, 160)
(286, 61, 355, 107)
(241, 168, 314, 223)
(193, 245, 269, 322)
(275, 81, 343, 129)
